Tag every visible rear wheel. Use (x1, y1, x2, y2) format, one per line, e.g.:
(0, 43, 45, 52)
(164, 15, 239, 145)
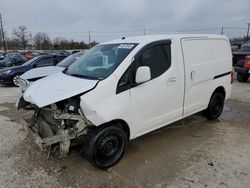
(237, 73, 249, 82)
(205, 92, 225, 120)
(83, 125, 128, 169)
(12, 74, 21, 86)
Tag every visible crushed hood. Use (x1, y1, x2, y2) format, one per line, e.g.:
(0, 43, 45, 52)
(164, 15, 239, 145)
(20, 66, 65, 80)
(23, 72, 98, 108)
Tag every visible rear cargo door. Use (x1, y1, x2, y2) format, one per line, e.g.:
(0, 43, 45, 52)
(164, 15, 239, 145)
(181, 38, 231, 116)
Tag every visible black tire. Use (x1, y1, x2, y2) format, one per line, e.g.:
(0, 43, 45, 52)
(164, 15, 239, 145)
(237, 73, 249, 82)
(12, 74, 21, 86)
(83, 125, 128, 169)
(205, 92, 225, 120)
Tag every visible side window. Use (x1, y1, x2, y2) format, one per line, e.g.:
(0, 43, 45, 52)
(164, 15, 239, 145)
(137, 44, 171, 79)
(14, 55, 23, 65)
(15, 55, 23, 62)
(36, 57, 53, 67)
(53, 56, 59, 65)
(57, 56, 66, 63)
(117, 67, 131, 94)
(116, 42, 171, 94)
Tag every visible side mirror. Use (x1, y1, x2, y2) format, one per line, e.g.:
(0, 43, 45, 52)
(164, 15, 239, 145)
(135, 66, 151, 84)
(32, 64, 37, 68)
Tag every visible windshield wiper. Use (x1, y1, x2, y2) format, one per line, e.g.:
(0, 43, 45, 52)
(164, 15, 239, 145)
(69, 73, 101, 80)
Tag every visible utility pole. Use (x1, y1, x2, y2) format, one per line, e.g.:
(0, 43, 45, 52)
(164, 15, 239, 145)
(0, 13, 7, 53)
(246, 23, 250, 41)
(39, 35, 42, 50)
(88, 31, 91, 49)
(221, 26, 224, 35)
(29, 32, 33, 51)
(144, 28, 146, 35)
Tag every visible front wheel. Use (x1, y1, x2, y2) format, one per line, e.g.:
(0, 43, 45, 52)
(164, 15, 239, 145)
(237, 73, 249, 82)
(12, 74, 21, 86)
(205, 92, 225, 120)
(83, 125, 128, 169)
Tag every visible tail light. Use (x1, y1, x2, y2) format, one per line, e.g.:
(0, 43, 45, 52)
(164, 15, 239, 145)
(231, 72, 234, 84)
(243, 55, 250, 69)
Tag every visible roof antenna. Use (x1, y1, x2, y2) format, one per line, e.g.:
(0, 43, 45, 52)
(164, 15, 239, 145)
(122, 37, 125, 40)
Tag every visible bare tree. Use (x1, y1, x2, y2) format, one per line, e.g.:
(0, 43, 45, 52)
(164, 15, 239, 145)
(4, 26, 89, 50)
(12, 25, 29, 49)
(53, 37, 69, 50)
(53, 37, 88, 50)
(0, 29, 7, 51)
(34, 32, 52, 50)
(6, 37, 19, 51)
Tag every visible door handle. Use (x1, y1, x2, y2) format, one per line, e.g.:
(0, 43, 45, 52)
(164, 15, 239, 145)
(167, 77, 176, 85)
(191, 71, 196, 81)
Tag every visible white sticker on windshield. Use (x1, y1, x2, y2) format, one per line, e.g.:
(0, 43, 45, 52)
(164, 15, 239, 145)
(118, 44, 134, 49)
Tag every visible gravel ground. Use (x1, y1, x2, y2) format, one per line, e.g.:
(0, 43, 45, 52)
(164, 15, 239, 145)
(0, 80, 249, 188)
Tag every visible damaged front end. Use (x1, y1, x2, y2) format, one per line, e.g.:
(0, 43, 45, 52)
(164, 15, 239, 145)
(17, 71, 99, 158)
(24, 97, 93, 158)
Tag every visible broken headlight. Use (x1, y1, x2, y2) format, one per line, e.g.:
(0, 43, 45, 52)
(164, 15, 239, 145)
(64, 98, 80, 113)
(17, 78, 29, 92)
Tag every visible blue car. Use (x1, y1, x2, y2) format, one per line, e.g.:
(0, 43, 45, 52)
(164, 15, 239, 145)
(0, 53, 27, 68)
(0, 54, 67, 86)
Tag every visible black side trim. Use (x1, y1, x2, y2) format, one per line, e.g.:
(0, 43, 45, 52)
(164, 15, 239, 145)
(214, 71, 231, 79)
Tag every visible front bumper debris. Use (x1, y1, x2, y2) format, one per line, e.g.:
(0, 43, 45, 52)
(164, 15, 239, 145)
(29, 107, 90, 158)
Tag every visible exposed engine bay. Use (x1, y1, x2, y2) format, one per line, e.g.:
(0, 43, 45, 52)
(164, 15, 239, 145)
(22, 96, 93, 158)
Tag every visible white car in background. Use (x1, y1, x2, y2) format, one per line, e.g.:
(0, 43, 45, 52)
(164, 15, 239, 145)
(18, 52, 84, 92)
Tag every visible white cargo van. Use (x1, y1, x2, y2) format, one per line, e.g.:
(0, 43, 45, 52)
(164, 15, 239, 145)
(19, 34, 232, 169)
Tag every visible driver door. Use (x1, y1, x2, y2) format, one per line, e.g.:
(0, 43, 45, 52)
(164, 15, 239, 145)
(129, 41, 183, 136)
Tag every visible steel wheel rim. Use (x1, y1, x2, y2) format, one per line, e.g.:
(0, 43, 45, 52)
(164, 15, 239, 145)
(96, 132, 123, 164)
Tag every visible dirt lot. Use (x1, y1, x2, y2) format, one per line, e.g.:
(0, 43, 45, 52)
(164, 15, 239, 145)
(0, 81, 250, 188)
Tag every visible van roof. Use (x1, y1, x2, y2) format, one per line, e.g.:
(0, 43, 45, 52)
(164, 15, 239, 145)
(101, 34, 228, 45)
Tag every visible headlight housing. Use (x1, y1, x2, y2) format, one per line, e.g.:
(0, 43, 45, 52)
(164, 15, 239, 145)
(17, 78, 29, 92)
(2, 70, 11, 75)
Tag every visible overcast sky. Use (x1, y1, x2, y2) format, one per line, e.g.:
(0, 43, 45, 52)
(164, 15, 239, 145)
(1, 0, 250, 43)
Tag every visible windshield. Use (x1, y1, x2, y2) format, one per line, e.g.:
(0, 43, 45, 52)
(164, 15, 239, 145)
(239, 46, 250, 52)
(65, 43, 137, 80)
(57, 52, 84, 67)
(21, 56, 40, 66)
